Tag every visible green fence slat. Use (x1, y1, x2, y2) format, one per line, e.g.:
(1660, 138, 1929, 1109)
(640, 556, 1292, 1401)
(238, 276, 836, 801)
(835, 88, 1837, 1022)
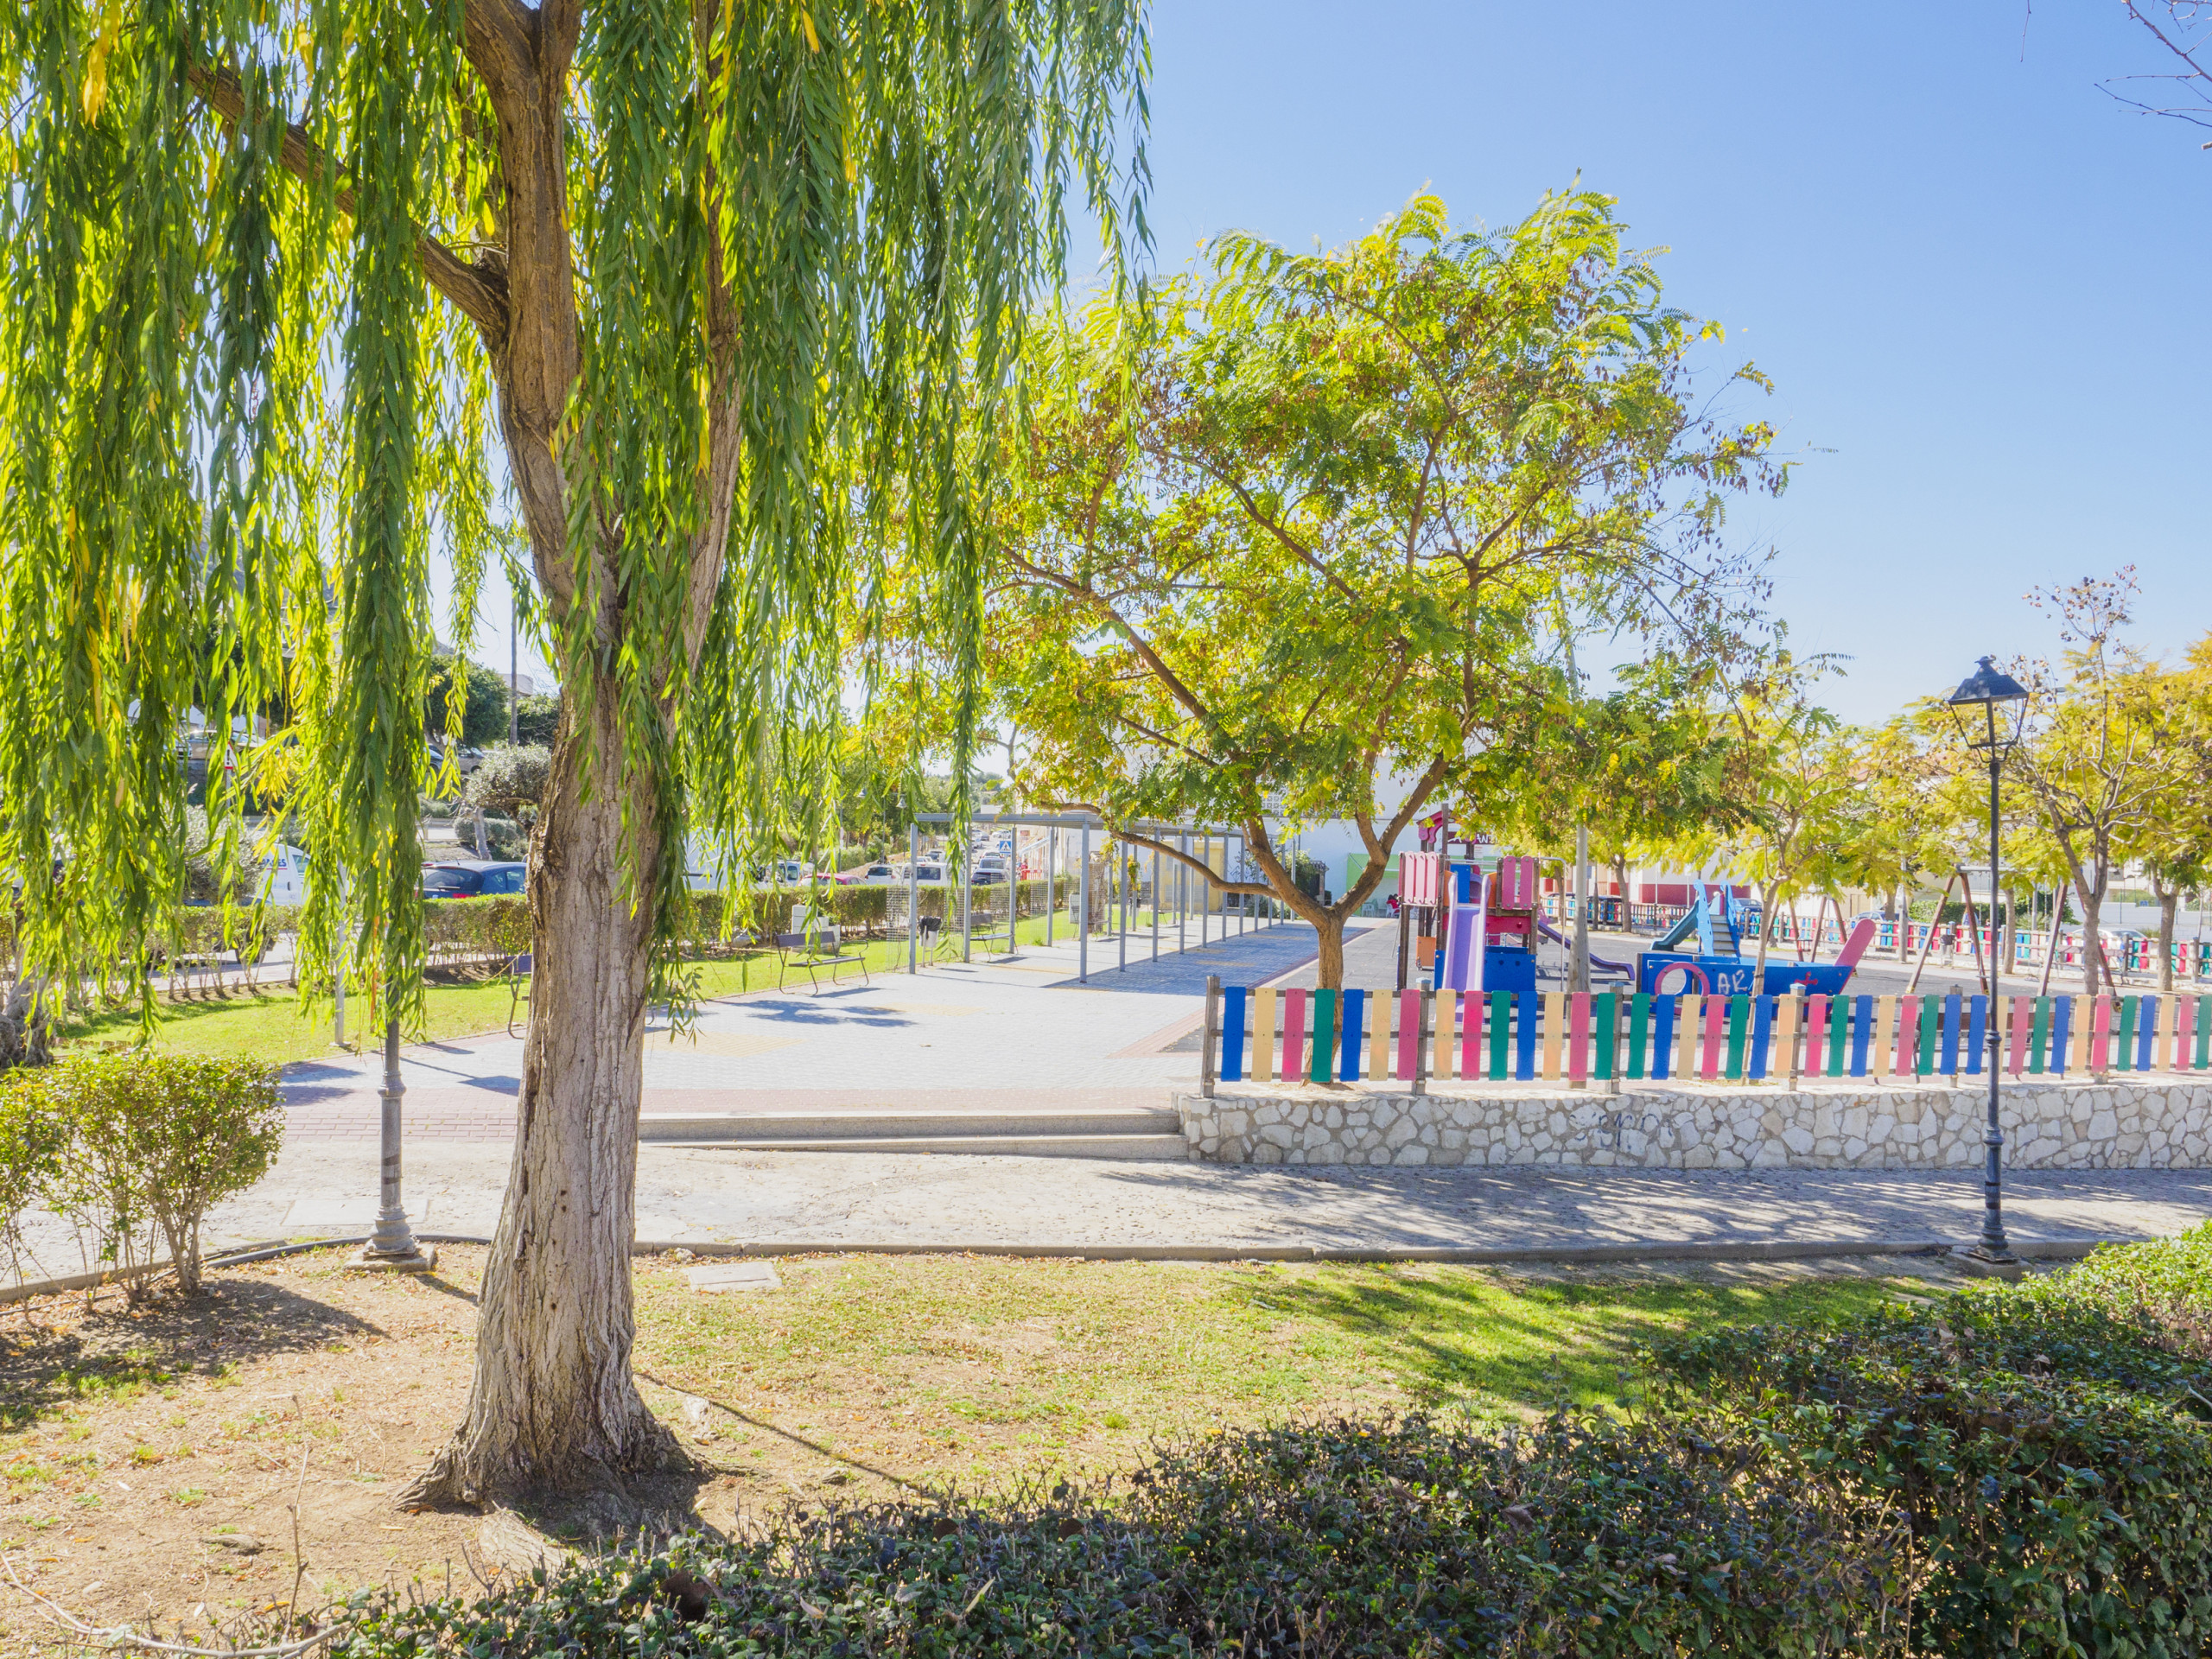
(1593, 992, 1617, 1079)
(1489, 990, 1510, 1081)
(1309, 988, 1337, 1083)
(1627, 993, 1650, 1081)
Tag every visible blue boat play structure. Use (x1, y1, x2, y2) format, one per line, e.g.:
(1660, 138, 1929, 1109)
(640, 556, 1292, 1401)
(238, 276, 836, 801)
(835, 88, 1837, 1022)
(1637, 890, 1875, 998)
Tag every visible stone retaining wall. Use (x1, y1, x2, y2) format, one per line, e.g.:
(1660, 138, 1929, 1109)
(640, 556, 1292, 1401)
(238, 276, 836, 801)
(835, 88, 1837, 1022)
(1174, 1078, 2212, 1170)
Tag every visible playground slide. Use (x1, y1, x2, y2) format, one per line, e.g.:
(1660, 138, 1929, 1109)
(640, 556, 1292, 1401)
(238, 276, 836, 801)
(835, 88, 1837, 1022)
(1535, 916, 1632, 975)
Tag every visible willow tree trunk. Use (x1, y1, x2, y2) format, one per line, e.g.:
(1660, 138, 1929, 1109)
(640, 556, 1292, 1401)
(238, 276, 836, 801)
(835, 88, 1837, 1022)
(403, 671, 679, 1508)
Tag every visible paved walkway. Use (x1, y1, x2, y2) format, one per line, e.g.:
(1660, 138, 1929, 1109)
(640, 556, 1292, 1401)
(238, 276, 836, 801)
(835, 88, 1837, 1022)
(11, 1147, 2205, 1277)
(282, 918, 1338, 1135)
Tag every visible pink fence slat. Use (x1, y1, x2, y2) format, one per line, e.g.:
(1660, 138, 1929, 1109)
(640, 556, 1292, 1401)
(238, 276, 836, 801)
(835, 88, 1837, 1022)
(1700, 994, 1726, 1080)
(1461, 988, 1484, 1078)
(2089, 995, 2112, 1073)
(1281, 989, 1308, 1079)
(2177, 996, 2196, 1072)
(2006, 996, 2031, 1076)
(1567, 993, 1590, 1084)
(1806, 992, 1829, 1060)
(1396, 988, 1422, 1079)
(1896, 995, 1919, 1076)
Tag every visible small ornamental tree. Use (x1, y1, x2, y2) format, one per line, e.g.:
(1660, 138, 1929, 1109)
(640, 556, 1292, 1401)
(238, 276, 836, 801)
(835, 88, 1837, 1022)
(978, 194, 1781, 985)
(0, 0, 1146, 1506)
(1981, 574, 2180, 996)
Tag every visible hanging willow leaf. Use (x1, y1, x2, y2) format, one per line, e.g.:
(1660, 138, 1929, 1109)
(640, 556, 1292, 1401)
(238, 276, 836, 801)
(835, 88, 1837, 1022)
(0, 0, 1147, 1500)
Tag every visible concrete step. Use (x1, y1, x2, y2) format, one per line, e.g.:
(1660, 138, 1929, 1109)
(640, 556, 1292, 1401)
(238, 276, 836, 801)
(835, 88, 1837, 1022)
(639, 1106, 1184, 1146)
(648, 1132, 1192, 1160)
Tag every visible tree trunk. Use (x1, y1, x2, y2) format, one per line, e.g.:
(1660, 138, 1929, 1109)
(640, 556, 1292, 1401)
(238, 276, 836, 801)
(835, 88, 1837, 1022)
(2077, 887, 2104, 997)
(2156, 879, 2178, 994)
(1314, 910, 1346, 989)
(1753, 880, 1774, 982)
(403, 671, 679, 1510)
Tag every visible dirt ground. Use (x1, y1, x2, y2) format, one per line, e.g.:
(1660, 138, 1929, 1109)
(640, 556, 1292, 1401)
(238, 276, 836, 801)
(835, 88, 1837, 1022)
(0, 1244, 1951, 1652)
(0, 1249, 781, 1652)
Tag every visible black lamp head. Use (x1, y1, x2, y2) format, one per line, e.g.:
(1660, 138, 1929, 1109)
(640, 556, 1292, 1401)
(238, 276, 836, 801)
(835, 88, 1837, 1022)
(1948, 655, 2028, 707)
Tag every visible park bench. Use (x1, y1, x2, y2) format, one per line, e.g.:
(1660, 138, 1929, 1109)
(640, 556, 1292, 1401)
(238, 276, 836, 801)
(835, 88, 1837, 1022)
(774, 928, 870, 993)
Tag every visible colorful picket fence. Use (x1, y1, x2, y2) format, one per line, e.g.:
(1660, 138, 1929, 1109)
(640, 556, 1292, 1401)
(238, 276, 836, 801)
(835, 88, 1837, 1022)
(1204, 986, 2212, 1093)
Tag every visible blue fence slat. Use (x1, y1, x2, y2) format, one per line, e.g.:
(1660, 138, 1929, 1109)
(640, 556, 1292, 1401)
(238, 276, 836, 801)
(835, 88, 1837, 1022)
(2139, 996, 2159, 1072)
(1848, 995, 1873, 1077)
(1966, 995, 1986, 1075)
(1221, 988, 1247, 1083)
(1939, 991, 1961, 1075)
(1339, 988, 1363, 1081)
(1652, 994, 1675, 1080)
(2050, 995, 2073, 1076)
(1749, 995, 1774, 1079)
(1515, 992, 1538, 1081)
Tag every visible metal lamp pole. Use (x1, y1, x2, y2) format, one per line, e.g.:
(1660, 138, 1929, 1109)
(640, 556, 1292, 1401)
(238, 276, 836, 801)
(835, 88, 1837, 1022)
(1977, 701, 2011, 1260)
(352, 1014, 435, 1272)
(1948, 655, 2027, 1266)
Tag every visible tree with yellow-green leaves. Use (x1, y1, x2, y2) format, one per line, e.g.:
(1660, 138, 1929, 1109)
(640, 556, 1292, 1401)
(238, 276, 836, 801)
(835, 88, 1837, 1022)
(1964, 573, 2184, 997)
(967, 192, 1784, 987)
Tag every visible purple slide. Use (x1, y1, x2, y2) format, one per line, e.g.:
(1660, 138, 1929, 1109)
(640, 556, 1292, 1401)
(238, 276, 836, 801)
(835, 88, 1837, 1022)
(1535, 916, 1632, 975)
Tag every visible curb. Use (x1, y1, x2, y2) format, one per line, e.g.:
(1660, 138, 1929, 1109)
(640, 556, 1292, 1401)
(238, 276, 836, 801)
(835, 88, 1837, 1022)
(639, 1235, 2120, 1266)
(0, 1231, 2126, 1303)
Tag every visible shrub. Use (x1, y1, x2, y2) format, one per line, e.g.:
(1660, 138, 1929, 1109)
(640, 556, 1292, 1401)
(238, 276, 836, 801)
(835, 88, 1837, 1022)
(152, 903, 296, 968)
(335, 1414, 1901, 1657)
(1652, 1283, 2212, 1656)
(3, 1052, 283, 1298)
(422, 895, 533, 967)
(0, 1080, 61, 1279)
(461, 743, 551, 822)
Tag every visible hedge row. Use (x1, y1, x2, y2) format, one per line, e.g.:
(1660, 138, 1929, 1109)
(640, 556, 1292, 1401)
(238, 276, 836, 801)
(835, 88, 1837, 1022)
(334, 1228, 2212, 1657)
(419, 879, 1082, 965)
(3, 876, 1090, 973)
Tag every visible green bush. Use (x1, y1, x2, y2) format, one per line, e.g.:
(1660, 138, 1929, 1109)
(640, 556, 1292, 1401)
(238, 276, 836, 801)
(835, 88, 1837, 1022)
(0, 1080, 62, 1279)
(0, 1051, 283, 1298)
(153, 902, 297, 966)
(422, 894, 533, 965)
(1652, 1262, 2212, 1656)
(335, 1414, 1897, 1658)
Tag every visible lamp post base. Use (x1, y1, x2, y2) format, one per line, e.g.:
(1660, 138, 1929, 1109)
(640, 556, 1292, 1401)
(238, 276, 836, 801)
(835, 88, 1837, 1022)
(346, 1244, 439, 1274)
(1950, 1245, 2024, 1281)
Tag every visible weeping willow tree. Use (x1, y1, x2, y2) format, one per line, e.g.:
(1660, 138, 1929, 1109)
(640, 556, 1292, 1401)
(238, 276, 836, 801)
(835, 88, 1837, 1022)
(0, 0, 1146, 1507)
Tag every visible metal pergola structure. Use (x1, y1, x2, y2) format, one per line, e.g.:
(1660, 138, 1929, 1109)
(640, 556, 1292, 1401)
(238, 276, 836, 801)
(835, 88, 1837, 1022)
(906, 810, 1295, 983)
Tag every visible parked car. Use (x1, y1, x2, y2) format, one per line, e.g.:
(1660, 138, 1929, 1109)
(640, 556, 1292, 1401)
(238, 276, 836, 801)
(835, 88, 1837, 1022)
(973, 854, 1010, 881)
(861, 864, 898, 883)
(422, 860, 527, 897)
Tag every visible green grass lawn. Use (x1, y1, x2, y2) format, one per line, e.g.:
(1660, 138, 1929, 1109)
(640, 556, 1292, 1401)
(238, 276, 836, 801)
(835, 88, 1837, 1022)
(56, 978, 525, 1067)
(632, 1252, 1929, 1493)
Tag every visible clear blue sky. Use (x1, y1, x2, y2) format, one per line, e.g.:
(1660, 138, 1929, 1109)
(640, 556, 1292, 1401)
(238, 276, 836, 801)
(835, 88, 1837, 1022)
(456, 1, 2207, 726)
(1131, 0, 2209, 721)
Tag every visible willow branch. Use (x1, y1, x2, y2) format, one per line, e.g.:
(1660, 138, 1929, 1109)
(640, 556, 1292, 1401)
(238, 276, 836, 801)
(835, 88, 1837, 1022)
(185, 65, 510, 346)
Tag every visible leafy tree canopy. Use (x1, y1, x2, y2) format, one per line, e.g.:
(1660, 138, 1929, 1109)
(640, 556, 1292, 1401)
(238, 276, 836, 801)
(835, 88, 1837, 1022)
(959, 191, 1783, 982)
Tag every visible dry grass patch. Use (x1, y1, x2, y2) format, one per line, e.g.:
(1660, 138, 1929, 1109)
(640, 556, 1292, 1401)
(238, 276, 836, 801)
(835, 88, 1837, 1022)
(0, 1245, 1935, 1644)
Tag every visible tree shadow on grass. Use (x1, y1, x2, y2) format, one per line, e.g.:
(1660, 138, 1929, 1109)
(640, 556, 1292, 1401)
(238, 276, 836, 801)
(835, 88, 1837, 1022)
(0, 1277, 384, 1427)
(1230, 1268, 1887, 1414)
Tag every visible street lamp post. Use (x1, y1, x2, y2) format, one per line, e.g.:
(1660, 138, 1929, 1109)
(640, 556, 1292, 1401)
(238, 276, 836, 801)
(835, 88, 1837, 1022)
(350, 1015, 435, 1273)
(1946, 655, 2028, 1266)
